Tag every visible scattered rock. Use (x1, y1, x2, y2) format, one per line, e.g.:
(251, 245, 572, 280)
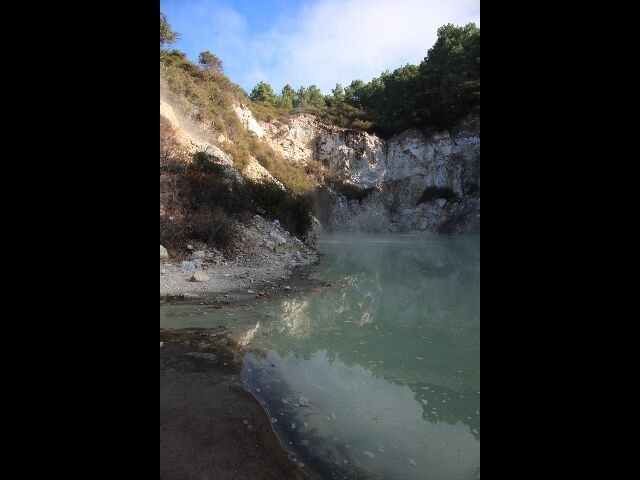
(270, 230, 286, 245)
(186, 352, 217, 362)
(181, 261, 197, 271)
(160, 211, 321, 300)
(191, 271, 209, 282)
(193, 259, 203, 269)
(160, 245, 169, 259)
(262, 239, 276, 250)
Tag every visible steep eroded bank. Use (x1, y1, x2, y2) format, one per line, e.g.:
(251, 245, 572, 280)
(236, 104, 480, 234)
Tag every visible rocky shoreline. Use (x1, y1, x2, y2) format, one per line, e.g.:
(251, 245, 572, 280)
(160, 328, 313, 480)
(161, 213, 321, 304)
(159, 261, 325, 479)
(160, 215, 325, 479)
(161, 260, 328, 306)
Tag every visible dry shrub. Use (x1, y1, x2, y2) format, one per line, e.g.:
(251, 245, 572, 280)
(189, 207, 238, 251)
(160, 116, 188, 171)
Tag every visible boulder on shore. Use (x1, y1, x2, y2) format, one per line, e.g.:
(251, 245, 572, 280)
(191, 271, 209, 282)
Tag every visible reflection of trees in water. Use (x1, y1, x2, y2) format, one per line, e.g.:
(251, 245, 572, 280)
(242, 353, 387, 480)
(408, 379, 480, 441)
(319, 235, 480, 329)
(242, 235, 480, 434)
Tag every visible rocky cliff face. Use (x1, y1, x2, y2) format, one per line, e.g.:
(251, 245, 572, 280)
(160, 96, 284, 188)
(236, 104, 480, 234)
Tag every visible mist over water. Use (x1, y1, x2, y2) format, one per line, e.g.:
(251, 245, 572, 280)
(161, 233, 480, 479)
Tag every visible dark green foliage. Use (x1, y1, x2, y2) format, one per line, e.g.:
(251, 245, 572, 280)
(277, 84, 295, 109)
(292, 85, 325, 108)
(305, 85, 325, 108)
(250, 81, 277, 105)
(324, 83, 348, 107)
(162, 49, 187, 63)
(299, 102, 373, 130)
(418, 23, 480, 130)
(417, 186, 458, 204)
(341, 23, 480, 136)
(247, 23, 479, 137)
(160, 12, 179, 49)
(247, 182, 313, 236)
(199, 51, 223, 75)
(331, 83, 345, 103)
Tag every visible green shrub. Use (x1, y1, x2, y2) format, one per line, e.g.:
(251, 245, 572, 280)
(161, 61, 312, 195)
(221, 141, 251, 171)
(249, 100, 290, 123)
(182, 151, 313, 237)
(247, 181, 312, 236)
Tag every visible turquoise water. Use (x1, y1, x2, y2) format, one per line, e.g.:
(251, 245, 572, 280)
(160, 233, 480, 479)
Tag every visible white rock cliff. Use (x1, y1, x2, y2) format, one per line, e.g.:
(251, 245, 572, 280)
(236, 107, 480, 233)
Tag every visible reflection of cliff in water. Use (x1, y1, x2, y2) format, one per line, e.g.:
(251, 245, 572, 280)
(319, 234, 479, 328)
(242, 234, 479, 437)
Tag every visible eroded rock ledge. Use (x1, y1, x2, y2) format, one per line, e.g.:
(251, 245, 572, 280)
(236, 104, 480, 233)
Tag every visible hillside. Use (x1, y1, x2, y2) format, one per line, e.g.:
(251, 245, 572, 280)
(159, 13, 479, 276)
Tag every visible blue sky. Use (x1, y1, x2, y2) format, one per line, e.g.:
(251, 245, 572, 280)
(160, 0, 480, 95)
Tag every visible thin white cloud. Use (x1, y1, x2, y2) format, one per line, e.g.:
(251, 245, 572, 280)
(245, 0, 479, 93)
(163, 0, 249, 74)
(164, 0, 479, 94)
